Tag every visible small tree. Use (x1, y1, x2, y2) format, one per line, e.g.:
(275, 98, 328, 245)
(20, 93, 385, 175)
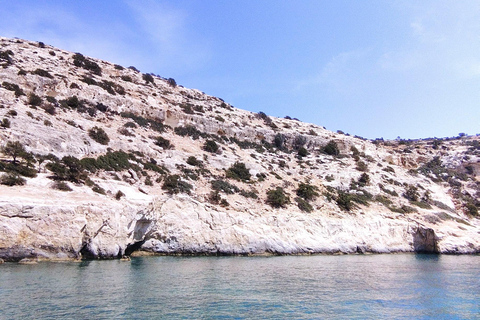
(2, 141, 26, 164)
(266, 187, 290, 208)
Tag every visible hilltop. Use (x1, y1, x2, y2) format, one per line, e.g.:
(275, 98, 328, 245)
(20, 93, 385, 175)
(0, 37, 479, 261)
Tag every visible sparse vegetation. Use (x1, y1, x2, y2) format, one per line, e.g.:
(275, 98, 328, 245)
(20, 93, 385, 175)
(266, 187, 290, 208)
(88, 126, 110, 145)
(162, 174, 192, 194)
(323, 140, 339, 156)
(226, 162, 251, 182)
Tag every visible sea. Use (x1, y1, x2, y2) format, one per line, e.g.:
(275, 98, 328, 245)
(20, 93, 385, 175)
(0, 254, 479, 319)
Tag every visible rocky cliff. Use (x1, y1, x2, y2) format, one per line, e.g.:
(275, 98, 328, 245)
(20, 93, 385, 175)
(0, 37, 479, 261)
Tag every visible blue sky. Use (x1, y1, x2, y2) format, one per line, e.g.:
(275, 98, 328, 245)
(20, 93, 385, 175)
(1, 1, 479, 139)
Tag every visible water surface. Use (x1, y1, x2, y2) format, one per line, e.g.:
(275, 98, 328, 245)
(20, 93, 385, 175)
(1, 254, 479, 319)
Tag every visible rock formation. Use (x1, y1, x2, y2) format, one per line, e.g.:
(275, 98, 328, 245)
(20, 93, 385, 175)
(0, 37, 479, 261)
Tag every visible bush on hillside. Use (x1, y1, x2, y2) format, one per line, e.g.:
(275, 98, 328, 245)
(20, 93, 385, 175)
(266, 187, 290, 208)
(226, 162, 251, 181)
(88, 126, 110, 145)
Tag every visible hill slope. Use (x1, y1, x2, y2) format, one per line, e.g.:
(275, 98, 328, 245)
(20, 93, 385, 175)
(0, 37, 479, 261)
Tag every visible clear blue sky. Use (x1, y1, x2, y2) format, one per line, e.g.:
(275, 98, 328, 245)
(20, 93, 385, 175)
(1, 1, 479, 139)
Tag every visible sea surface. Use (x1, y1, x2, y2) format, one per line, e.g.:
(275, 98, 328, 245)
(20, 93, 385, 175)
(0, 254, 479, 319)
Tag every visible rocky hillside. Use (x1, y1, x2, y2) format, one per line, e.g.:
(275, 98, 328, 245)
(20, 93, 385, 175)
(0, 37, 479, 262)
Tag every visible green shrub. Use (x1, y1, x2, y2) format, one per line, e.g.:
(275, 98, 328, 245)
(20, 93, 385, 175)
(357, 173, 370, 186)
(28, 93, 42, 106)
(297, 147, 308, 158)
(92, 184, 106, 195)
(323, 140, 339, 156)
(203, 140, 219, 153)
(120, 112, 165, 132)
(336, 191, 353, 211)
(295, 197, 313, 212)
(226, 162, 251, 181)
(1, 118, 10, 128)
(274, 133, 286, 150)
(2, 140, 26, 164)
(174, 125, 205, 140)
(403, 185, 419, 202)
(239, 189, 259, 199)
(167, 78, 177, 87)
(32, 68, 53, 79)
(47, 156, 86, 183)
(72, 53, 102, 75)
(154, 136, 172, 149)
(53, 181, 72, 191)
(211, 179, 239, 194)
(162, 174, 192, 194)
(186, 156, 201, 166)
(88, 126, 110, 145)
(208, 190, 222, 205)
(266, 187, 290, 208)
(356, 161, 368, 172)
(0, 50, 14, 66)
(465, 203, 478, 216)
(115, 190, 125, 200)
(0, 173, 26, 186)
(2, 82, 25, 97)
(296, 182, 319, 201)
(143, 73, 154, 84)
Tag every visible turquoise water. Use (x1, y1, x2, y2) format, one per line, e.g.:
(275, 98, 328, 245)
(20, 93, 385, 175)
(1, 254, 479, 319)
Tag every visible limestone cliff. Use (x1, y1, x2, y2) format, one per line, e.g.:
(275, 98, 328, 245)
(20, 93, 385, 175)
(0, 37, 479, 261)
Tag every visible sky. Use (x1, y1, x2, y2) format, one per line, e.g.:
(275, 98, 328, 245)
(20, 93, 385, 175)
(0, 0, 479, 139)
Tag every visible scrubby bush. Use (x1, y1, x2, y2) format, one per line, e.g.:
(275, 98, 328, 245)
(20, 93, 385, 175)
(403, 185, 419, 202)
(266, 187, 290, 208)
(211, 179, 239, 194)
(143, 73, 154, 84)
(28, 93, 42, 106)
(297, 147, 308, 158)
(1, 118, 10, 128)
(174, 125, 205, 140)
(296, 182, 319, 201)
(154, 136, 172, 149)
(167, 78, 177, 87)
(2, 82, 25, 97)
(356, 161, 368, 172)
(323, 140, 339, 156)
(293, 135, 307, 150)
(162, 174, 192, 194)
(357, 173, 370, 186)
(88, 126, 110, 145)
(72, 53, 102, 75)
(115, 190, 125, 200)
(0, 173, 26, 186)
(336, 190, 353, 211)
(32, 68, 53, 79)
(295, 197, 313, 212)
(226, 162, 251, 181)
(273, 133, 286, 150)
(203, 140, 219, 153)
(187, 156, 201, 167)
(53, 181, 72, 191)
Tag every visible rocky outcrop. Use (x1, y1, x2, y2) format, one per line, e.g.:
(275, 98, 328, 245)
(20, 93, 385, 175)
(0, 37, 479, 261)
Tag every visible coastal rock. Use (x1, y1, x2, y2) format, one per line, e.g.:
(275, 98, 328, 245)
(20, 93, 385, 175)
(0, 37, 479, 260)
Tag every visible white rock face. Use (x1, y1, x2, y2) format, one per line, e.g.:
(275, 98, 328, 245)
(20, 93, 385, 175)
(0, 37, 479, 261)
